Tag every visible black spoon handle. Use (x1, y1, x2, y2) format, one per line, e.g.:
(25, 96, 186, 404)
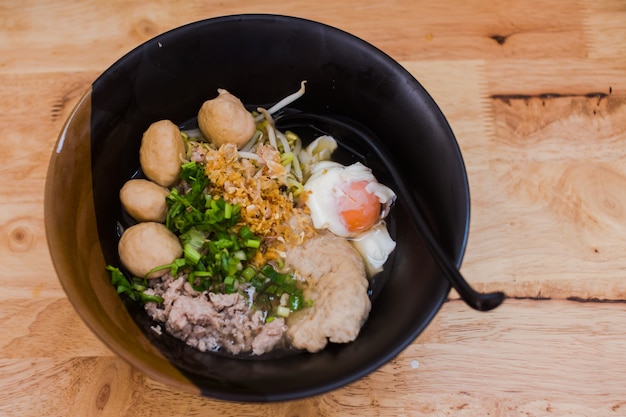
(399, 185, 506, 311)
(276, 113, 505, 312)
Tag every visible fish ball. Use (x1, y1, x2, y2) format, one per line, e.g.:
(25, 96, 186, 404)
(197, 89, 256, 149)
(118, 222, 182, 279)
(139, 120, 186, 187)
(120, 179, 170, 223)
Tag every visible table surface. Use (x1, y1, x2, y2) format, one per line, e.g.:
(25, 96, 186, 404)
(2, 1, 626, 416)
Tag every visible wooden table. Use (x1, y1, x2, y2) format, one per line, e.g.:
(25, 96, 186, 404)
(2, 1, 625, 415)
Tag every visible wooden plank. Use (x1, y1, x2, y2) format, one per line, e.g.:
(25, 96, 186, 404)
(0, 0, 592, 75)
(460, 94, 626, 299)
(398, 59, 626, 300)
(584, 0, 626, 59)
(1, 300, 625, 416)
(0, 72, 93, 300)
(0, 298, 107, 358)
(2, 1, 626, 415)
(486, 58, 625, 96)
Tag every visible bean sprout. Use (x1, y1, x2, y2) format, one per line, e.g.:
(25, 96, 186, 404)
(257, 108, 278, 149)
(254, 81, 307, 122)
(238, 151, 260, 161)
(240, 130, 262, 153)
(240, 80, 328, 193)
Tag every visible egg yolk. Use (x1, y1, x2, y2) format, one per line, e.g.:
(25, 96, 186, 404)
(337, 180, 381, 233)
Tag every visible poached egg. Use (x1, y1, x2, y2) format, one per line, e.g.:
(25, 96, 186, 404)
(303, 160, 396, 274)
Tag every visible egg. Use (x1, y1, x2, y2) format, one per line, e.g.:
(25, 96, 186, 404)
(303, 160, 397, 274)
(350, 224, 397, 276)
(304, 161, 395, 237)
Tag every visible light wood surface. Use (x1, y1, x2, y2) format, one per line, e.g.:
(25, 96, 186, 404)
(1, 1, 626, 416)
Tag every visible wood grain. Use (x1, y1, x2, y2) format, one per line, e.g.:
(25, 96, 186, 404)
(1, 0, 626, 416)
(2, 300, 626, 416)
(460, 94, 626, 298)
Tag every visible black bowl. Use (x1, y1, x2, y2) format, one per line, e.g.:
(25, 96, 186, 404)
(45, 14, 470, 401)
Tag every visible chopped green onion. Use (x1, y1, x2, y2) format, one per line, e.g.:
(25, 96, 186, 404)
(239, 226, 255, 240)
(245, 238, 261, 248)
(184, 243, 202, 265)
(191, 271, 213, 278)
(170, 258, 187, 275)
(289, 294, 301, 310)
(233, 250, 247, 261)
(242, 266, 256, 281)
(276, 305, 291, 317)
(144, 263, 172, 278)
(106, 265, 163, 304)
(224, 202, 233, 219)
(183, 228, 205, 250)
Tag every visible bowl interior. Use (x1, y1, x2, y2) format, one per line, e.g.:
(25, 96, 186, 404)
(46, 14, 469, 401)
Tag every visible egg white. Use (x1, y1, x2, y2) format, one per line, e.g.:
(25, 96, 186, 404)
(350, 223, 396, 276)
(303, 160, 397, 274)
